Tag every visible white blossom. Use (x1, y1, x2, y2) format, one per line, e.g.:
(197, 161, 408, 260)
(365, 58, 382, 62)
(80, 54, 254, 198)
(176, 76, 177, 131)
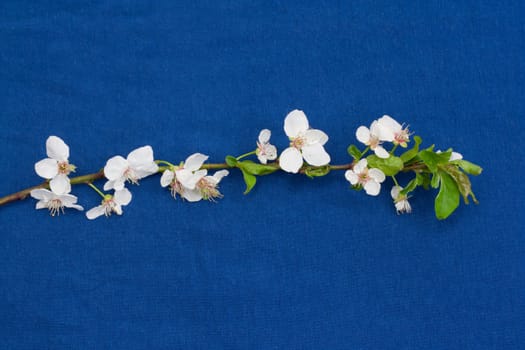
(377, 115, 411, 147)
(355, 121, 390, 159)
(34, 136, 75, 195)
(182, 170, 229, 202)
(103, 146, 159, 191)
(86, 188, 132, 219)
(279, 110, 330, 173)
(30, 188, 83, 216)
(391, 185, 412, 214)
(256, 129, 277, 164)
(345, 159, 386, 196)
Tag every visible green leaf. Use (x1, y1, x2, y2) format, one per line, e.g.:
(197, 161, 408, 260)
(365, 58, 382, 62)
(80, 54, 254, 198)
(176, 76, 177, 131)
(225, 155, 238, 167)
(238, 160, 279, 176)
(416, 172, 431, 190)
(347, 144, 362, 160)
(435, 171, 460, 220)
(366, 155, 404, 176)
(241, 170, 257, 194)
(304, 165, 331, 178)
(400, 136, 422, 163)
(418, 149, 451, 173)
(442, 165, 479, 204)
(400, 178, 418, 195)
(452, 160, 482, 176)
(430, 172, 440, 188)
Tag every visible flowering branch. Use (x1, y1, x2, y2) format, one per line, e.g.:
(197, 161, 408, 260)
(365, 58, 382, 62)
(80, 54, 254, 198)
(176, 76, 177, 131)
(0, 110, 482, 220)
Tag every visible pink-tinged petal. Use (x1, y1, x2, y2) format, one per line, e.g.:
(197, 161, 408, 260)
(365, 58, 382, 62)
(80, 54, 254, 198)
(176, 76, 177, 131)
(104, 156, 128, 180)
(128, 146, 155, 168)
(46, 136, 69, 161)
(374, 146, 390, 159)
(279, 147, 303, 173)
(345, 170, 358, 185)
(30, 188, 53, 201)
(368, 168, 386, 183)
(391, 185, 402, 199)
(353, 159, 368, 174)
(35, 201, 47, 210)
(182, 188, 203, 202)
(86, 206, 105, 220)
(258, 129, 271, 143)
(301, 143, 330, 166)
(364, 181, 381, 196)
(160, 170, 174, 187)
(284, 110, 309, 138)
(304, 129, 329, 146)
(50, 174, 71, 195)
(35, 158, 58, 179)
(356, 126, 370, 144)
(212, 170, 229, 183)
(184, 153, 209, 172)
(114, 188, 132, 206)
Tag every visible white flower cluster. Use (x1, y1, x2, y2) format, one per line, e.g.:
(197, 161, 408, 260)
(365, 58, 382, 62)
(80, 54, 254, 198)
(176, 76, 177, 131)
(28, 111, 431, 218)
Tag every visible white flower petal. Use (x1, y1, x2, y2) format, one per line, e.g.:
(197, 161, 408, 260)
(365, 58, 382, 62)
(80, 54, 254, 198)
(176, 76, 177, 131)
(112, 179, 126, 191)
(356, 126, 371, 144)
(353, 159, 368, 174)
(184, 153, 209, 172)
(103, 180, 115, 191)
(134, 162, 159, 179)
(374, 146, 390, 159)
(35, 158, 58, 179)
(257, 153, 268, 164)
(265, 144, 277, 160)
(284, 110, 309, 138)
(113, 204, 123, 215)
(68, 204, 84, 211)
(364, 181, 381, 196)
(345, 170, 358, 185)
(301, 143, 330, 166)
(46, 136, 69, 161)
(86, 205, 105, 220)
(31, 188, 53, 201)
(279, 147, 303, 173)
(114, 188, 132, 206)
(104, 156, 128, 180)
(128, 145, 155, 168)
(182, 188, 203, 202)
(304, 129, 329, 146)
(50, 174, 71, 195)
(373, 119, 395, 142)
(212, 170, 229, 183)
(258, 129, 271, 143)
(35, 201, 47, 210)
(450, 152, 463, 161)
(59, 193, 79, 206)
(368, 168, 386, 183)
(377, 115, 401, 132)
(160, 170, 174, 187)
(391, 185, 402, 199)
(177, 169, 207, 189)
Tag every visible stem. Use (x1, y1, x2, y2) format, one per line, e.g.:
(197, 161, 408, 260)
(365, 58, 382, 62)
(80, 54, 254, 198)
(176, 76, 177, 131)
(87, 182, 106, 198)
(236, 151, 256, 160)
(0, 159, 428, 207)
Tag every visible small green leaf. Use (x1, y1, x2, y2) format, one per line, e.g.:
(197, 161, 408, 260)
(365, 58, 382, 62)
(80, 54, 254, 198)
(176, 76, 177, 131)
(400, 136, 422, 163)
(435, 171, 460, 220)
(430, 172, 440, 188)
(238, 160, 279, 176)
(419, 149, 451, 173)
(400, 178, 418, 195)
(452, 160, 482, 176)
(225, 155, 238, 167)
(241, 170, 257, 194)
(416, 172, 431, 190)
(347, 144, 362, 160)
(366, 155, 404, 176)
(304, 165, 331, 178)
(442, 165, 479, 204)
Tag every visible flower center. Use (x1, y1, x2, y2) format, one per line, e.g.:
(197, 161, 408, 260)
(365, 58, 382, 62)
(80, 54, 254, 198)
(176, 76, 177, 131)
(124, 167, 139, 185)
(47, 198, 64, 216)
(102, 198, 117, 216)
(369, 136, 380, 149)
(170, 179, 184, 198)
(197, 178, 222, 201)
(290, 136, 305, 149)
(357, 169, 370, 185)
(58, 161, 74, 175)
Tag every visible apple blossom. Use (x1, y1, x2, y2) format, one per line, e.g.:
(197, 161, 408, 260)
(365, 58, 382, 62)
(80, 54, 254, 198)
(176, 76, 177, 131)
(256, 129, 277, 164)
(391, 185, 412, 214)
(345, 159, 386, 196)
(182, 170, 229, 202)
(30, 188, 83, 216)
(34, 136, 76, 195)
(103, 146, 159, 191)
(279, 110, 330, 173)
(86, 188, 132, 219)
(355, 121, 390, 159)
(377, 115, 411, 147)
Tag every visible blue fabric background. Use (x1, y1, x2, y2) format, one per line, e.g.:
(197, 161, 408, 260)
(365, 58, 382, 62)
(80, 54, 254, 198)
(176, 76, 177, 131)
(1, 1, 524, 349)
